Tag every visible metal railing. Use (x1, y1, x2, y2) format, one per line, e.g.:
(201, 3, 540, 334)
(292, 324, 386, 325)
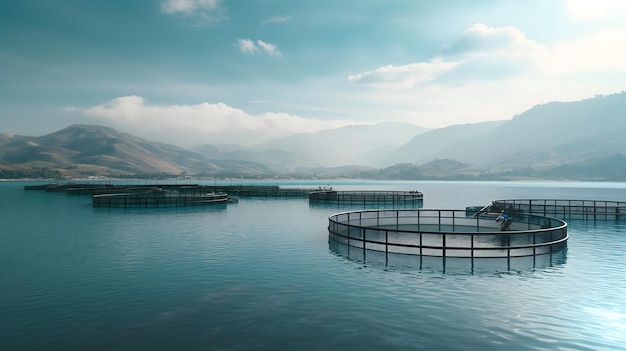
(310, 190, 423, 207)
(328, 209, 568, 258)
(491, 199, 626, 221)
(92, 192, 229, 208)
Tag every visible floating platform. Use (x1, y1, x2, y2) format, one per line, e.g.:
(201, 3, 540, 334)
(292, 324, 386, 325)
(92, 191, 232, 208)
(310, 190, 423, 207)
(470, 199, 626, 221)
(328, 209, 568, 260)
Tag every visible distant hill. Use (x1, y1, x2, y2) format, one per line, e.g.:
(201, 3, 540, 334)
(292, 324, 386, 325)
(191, 144, 307, 171)
(2, 92, 626, 180)
(423, 92, 626, 169)
(0, 124, 274, 177)
(382, 121, 506, 167)
(254, 122, 430, 167)
(190, 122, 429, 170)
(355, 159, 485, 180)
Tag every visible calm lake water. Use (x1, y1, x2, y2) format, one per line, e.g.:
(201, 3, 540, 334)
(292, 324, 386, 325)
(1, 180, 626, 351)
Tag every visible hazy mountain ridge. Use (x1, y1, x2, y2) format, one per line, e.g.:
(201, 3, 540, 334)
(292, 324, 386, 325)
(382, 121, 506, 166)
(429, 93, 626, 169)
(191, 144, 311, 171)
(2, 92, 626, 180)
(190, 121, 429, 170)
(252, 122, 430, 167)
(0, 125, 266, 177)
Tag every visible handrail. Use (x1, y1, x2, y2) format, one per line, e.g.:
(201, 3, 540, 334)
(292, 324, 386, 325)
(328, 209, 568, 258)
(489, 199, 626, 221)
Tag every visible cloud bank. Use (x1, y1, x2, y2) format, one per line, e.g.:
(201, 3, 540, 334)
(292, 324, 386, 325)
(68, 96, 355, 147)
(345, 22, 626, 127)
(350, 22, 626, 90)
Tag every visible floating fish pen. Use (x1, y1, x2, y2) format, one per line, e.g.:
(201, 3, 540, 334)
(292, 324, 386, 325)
(92, 190, 231, 208)
(68, 185, 185, 196)
(24, 183, 116, 192)
(487, 199, 626, 221)
(328, 209, 568, 260)
(310, 201, 424, 210)
(202, 185, 316, 198)
(25, 183, 199, 195)
(26, 183, 317, 198)
(310, 190, 423, 207)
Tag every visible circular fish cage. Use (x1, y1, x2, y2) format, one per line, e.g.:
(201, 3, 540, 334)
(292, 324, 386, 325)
(92, 191, 231, 208)
(488, 199, 626, 221)
(310, 190, 423, 207)
(328, 209, 568, 259)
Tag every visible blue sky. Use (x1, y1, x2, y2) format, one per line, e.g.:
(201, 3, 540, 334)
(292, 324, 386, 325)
(2, 0, 626, 146)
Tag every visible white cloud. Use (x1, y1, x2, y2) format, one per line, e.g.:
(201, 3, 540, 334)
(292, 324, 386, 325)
(343, 22, 626, 128)
(348, 23, 540, 90)
(161, 0, 219, 14)
(348, 22, 626, 92)
(261, 15, 293, 25)
(348, 59, 460, 89)
(160, 0, 225, 23)
(445, 23, 539, 57)
(236, 39, 281, 56)
(237, 39, 258, 54)
(256, 40, 281, 56)
(68, 96, 355, 147)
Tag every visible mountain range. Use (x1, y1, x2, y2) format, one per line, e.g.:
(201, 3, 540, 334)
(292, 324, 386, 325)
(2, 92, 626, 180)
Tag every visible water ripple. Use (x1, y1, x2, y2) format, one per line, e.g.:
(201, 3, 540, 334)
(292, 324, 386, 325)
(2, 183, 626, 350)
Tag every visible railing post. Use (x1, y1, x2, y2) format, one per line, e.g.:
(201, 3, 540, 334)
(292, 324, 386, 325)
(452, 211, 456, 231)
(438, 210, 441, 231)
(385, 230, 389, 264)
(347, 219, 351, 248)
(419, 232, 423, 256)
(362, 227, 366, 261)
(443, 233, 447, 258)
(476, 213, 480, 232)
(417, 209, 421, 231)
(385, 230, 389, 254)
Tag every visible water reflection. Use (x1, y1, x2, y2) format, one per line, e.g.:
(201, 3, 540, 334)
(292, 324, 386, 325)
(91, 203, 228, 214)
(329, 240, 567, 275)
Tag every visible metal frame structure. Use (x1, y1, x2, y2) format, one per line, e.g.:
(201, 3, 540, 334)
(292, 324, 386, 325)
(328, 209, 568, 259)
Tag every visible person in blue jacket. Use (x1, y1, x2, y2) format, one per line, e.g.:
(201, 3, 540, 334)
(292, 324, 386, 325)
(496, 210, 512, 231)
